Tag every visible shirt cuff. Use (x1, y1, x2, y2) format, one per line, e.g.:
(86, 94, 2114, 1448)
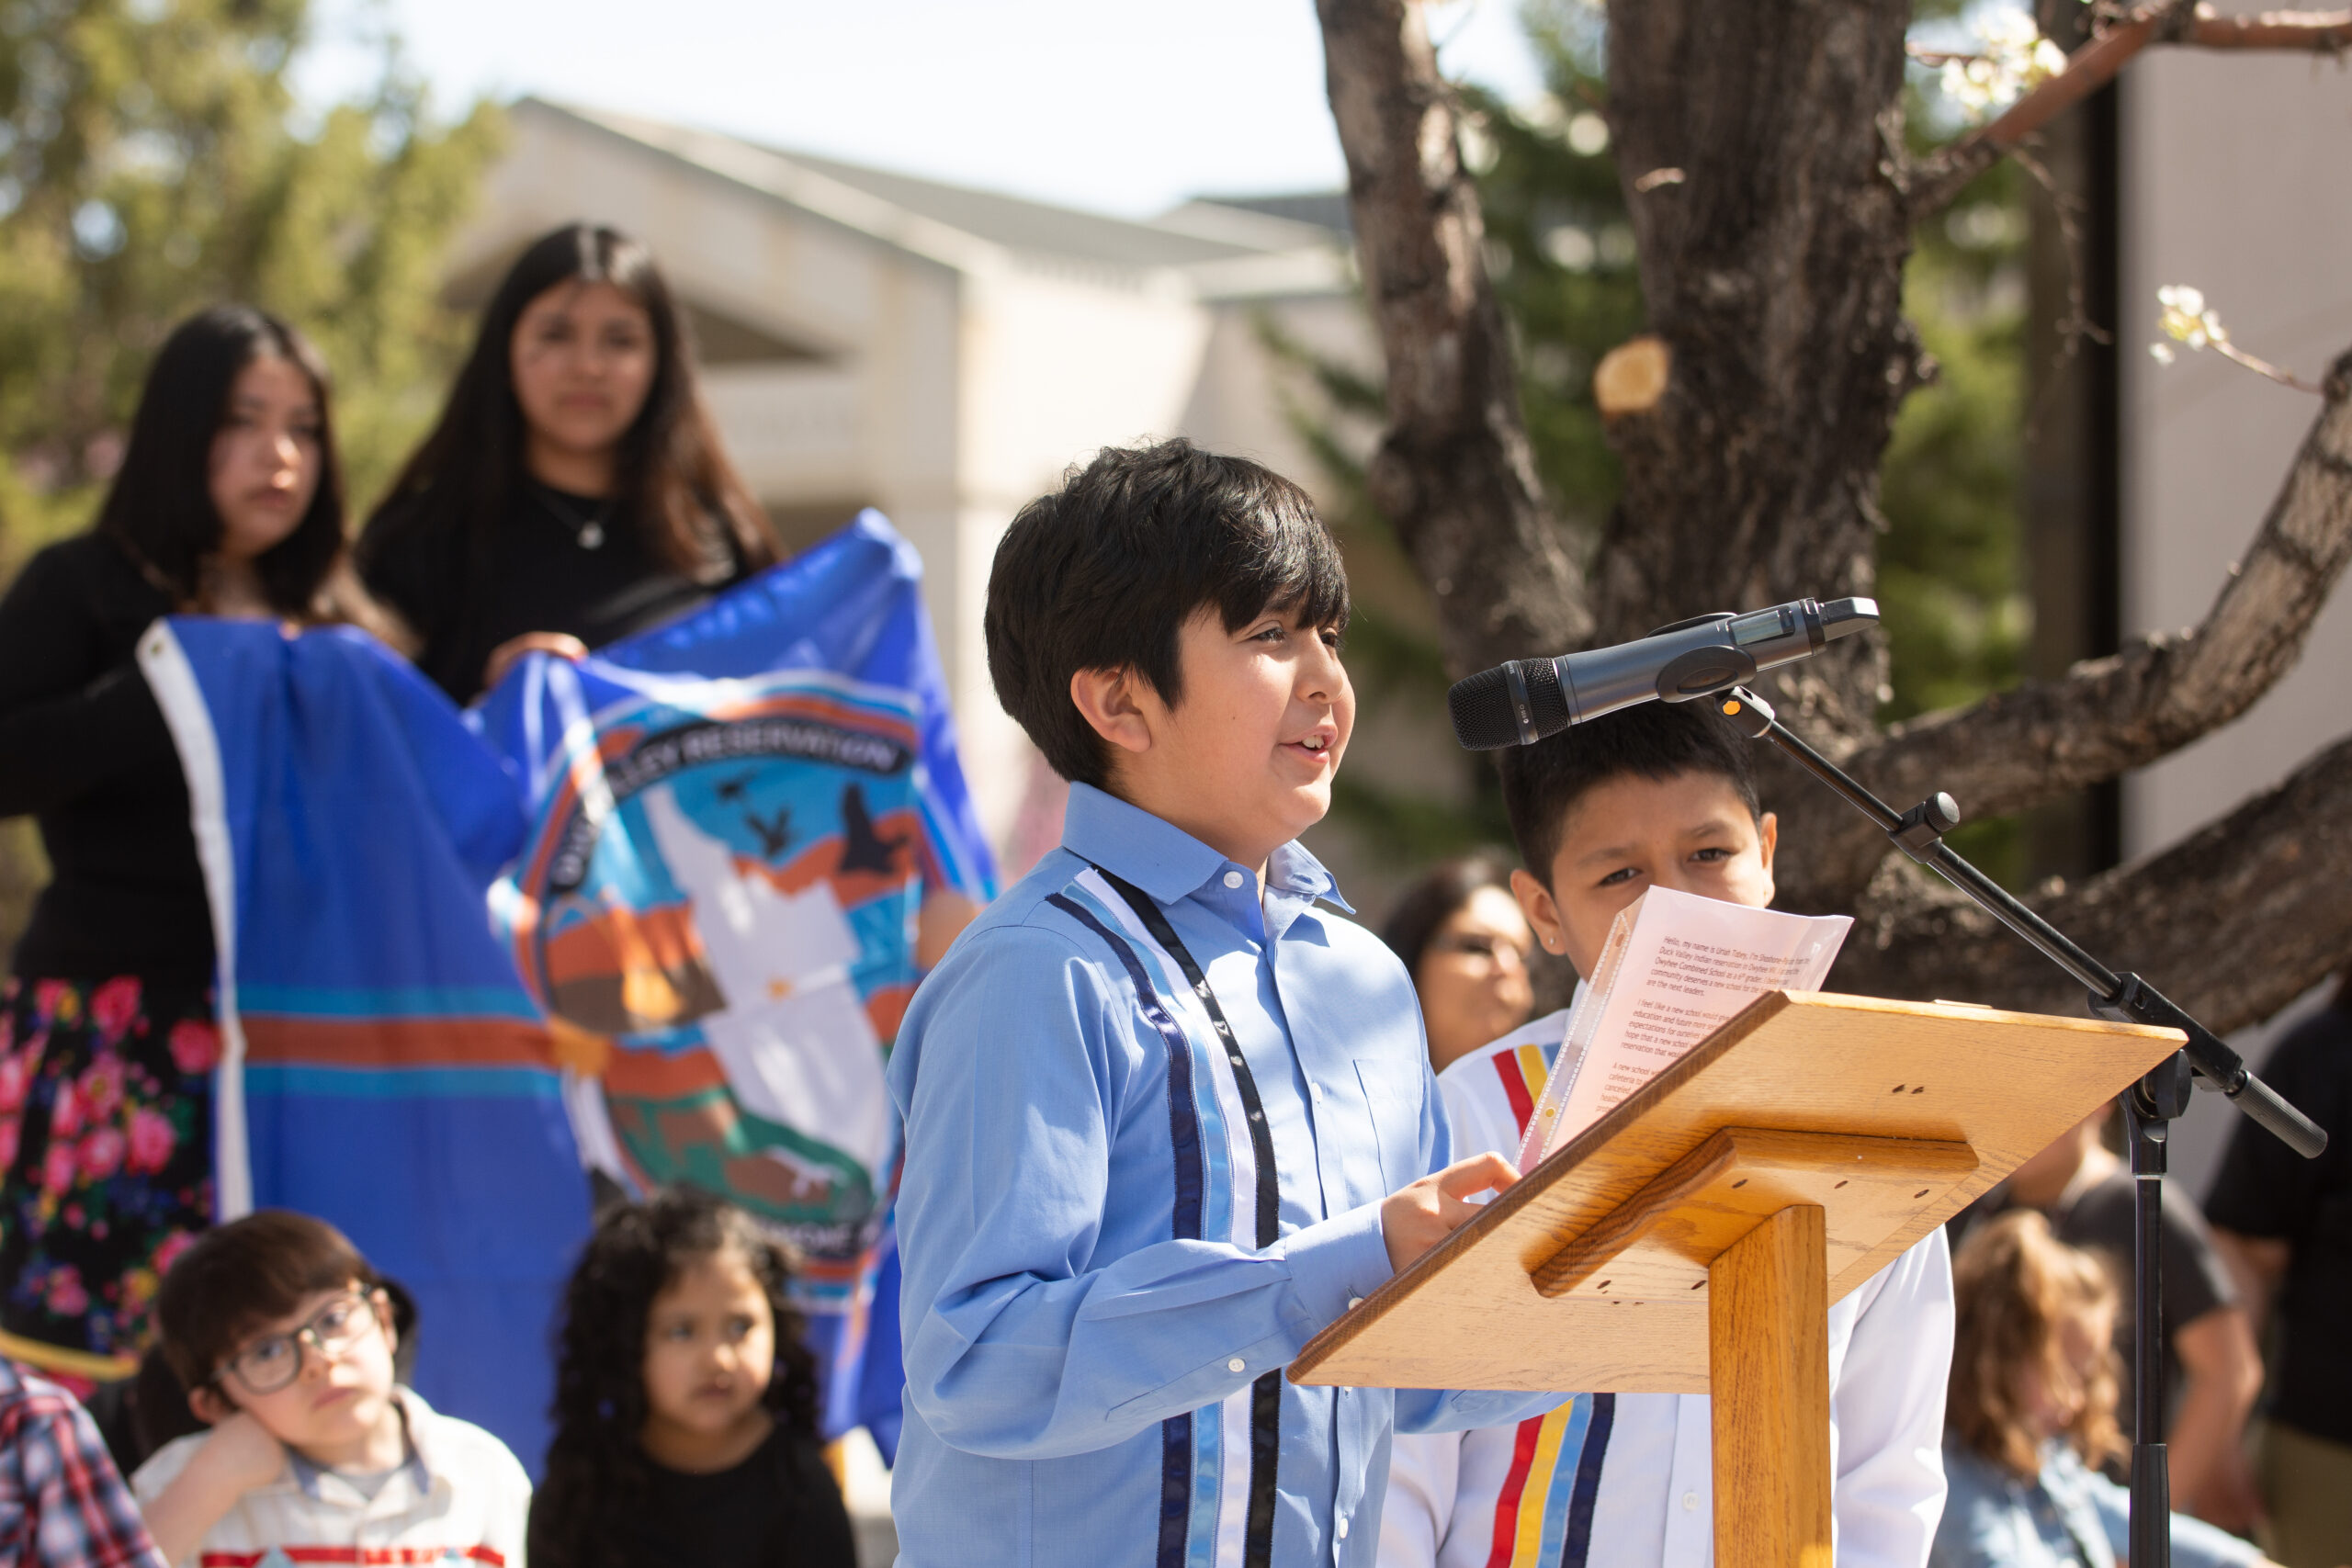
(1282, 1201, 1395, 1328)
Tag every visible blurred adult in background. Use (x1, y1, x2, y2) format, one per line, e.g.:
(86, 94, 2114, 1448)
(1961, 1100, 2264, 1531)
(356, 222, 783, 705)
(1380, 855, 1535, 1076)
(0, 306, 388, 1377)
(2207, 963, 2352, 1568)
(1932, 1211, 2275, 1568)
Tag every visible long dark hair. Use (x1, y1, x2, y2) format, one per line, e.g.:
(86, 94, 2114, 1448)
(366, 223, 779, 579)
(533, 1187, 820, 1568)
(96, 305, 369, 623)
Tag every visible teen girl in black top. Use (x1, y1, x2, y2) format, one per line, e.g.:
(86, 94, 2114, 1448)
(0, 306, 387, 1376)
(356, 223, 783, 704)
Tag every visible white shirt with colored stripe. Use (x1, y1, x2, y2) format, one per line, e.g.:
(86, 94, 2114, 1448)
(130, 1385, 530, 1568)
(1379, 1007, 1954, 1568)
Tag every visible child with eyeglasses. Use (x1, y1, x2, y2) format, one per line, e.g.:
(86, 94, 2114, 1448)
(126, 1211, 529, 1566)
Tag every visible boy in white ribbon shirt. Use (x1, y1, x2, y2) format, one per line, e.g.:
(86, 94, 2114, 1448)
(1380, 702, 1953, 1568)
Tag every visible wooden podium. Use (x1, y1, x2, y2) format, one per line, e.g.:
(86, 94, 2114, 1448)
(1289, 991, 2185, 1568)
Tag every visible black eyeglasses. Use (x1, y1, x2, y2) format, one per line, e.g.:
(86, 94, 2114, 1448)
(218, 1291, 380, 1394)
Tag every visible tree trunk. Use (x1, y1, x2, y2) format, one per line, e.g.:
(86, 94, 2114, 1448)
(1595, 0, 1917, 747)
(1316, 0, 1590, 680)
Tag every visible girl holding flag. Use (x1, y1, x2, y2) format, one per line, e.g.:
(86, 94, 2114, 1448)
(0, 305, 388, 1381)
(356, 222, 784, 705)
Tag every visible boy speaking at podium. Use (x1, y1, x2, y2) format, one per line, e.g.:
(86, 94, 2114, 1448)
(1381, 703, 1955, 1568)
(888, 440, 1560, 1568)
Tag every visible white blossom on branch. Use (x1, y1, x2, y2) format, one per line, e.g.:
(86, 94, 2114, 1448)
(2149, 284, 2321, 392)
(1936, 10, 2070, 118)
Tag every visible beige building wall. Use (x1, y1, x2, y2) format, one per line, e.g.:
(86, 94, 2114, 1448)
(2118, 36, 2352, 1189)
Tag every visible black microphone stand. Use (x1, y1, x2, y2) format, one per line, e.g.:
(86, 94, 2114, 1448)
(1713, 684, 2326, 1568)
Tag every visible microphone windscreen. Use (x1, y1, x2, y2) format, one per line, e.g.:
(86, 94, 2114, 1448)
(1448, 666, 1522, 750)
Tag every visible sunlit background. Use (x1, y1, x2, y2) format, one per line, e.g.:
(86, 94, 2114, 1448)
(293, 0, 1544, 215)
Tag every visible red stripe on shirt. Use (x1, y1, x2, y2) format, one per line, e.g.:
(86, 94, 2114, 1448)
(1485, 1411, 1547, 1568)
(199, 1550, 505, 1565)
(1495, 1049, 1535, 1136)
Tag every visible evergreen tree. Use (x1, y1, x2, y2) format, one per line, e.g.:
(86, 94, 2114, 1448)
(0, 0, 501, 554)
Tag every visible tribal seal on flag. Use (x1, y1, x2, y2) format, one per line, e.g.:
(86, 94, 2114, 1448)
(478, 512, 995, 1447)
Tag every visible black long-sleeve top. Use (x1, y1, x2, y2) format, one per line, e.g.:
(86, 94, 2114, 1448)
(357, 482, 740, 706)
(0, 533, 212, 981)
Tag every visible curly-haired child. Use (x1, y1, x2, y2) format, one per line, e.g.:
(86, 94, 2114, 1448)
(529, 1187, 855, 1568)
(1933, 1210, 2275, 1568)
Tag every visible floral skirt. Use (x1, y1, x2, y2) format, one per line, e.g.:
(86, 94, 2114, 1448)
(0, 975, 216, 1368)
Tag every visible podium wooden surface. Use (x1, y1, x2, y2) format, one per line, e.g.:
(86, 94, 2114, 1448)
(1289, 991, 2184, 1568)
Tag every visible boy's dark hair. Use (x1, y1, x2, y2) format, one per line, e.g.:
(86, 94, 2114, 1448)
(532, 1186, 820, 1568)
(1498, 701, 1761, 885)
(153, 1211, 381, 1391)
(983, 438, 1350, 787)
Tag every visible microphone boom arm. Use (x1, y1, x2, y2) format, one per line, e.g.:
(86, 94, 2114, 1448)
(1714, 685, 2326, 1158)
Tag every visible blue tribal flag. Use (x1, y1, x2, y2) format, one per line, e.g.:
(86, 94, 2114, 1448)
(139, 616, 592, 1468)
(475, 511, 995, 1456)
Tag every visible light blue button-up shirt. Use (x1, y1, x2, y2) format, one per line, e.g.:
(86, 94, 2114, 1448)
(1931, 1436, 2260, 1568)
(888, 783, 1553, 1568)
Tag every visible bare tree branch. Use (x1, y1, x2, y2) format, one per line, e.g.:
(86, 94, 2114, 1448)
(2183, 6, 2352, 49)
(1767, 344, 2352, 911)
(1315, 0, 1590, 679)
(1908, 3, 2352, 218)
(1831, 727, 2352, 1034)
(1847, 344, 2352, 814)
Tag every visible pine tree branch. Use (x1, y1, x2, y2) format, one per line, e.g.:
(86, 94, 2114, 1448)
(1315, 0, 1591, 679)
(1832, 726, 2352, 1033)
(1908, 3, 2352, 219)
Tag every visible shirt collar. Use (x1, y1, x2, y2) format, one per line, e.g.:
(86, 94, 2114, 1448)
(1059, 783, 1351, 916)
(282, 1389, 432, 1506)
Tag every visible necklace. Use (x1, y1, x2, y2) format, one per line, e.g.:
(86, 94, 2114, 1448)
(533, 486, 615, 551)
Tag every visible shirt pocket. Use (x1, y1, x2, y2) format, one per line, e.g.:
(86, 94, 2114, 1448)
(1353, 1056, 1428, 1196)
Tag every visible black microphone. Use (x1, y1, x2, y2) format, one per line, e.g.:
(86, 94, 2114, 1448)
(1447, 596, 1880, 750)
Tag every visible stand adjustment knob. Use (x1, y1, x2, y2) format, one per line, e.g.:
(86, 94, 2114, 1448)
(1892, 794, 1961, 863)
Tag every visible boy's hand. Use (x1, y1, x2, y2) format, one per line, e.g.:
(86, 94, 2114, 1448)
(144, 1411, 288, 1564)
(1380, 1154, 1519, 1275)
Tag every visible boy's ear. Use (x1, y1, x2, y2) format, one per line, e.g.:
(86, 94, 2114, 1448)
(187, 1382, 235, 1426)
(1509, 869, 1566, 959)
(1069, 666, 1158, 759)
(1754, 809, 1779, 901)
